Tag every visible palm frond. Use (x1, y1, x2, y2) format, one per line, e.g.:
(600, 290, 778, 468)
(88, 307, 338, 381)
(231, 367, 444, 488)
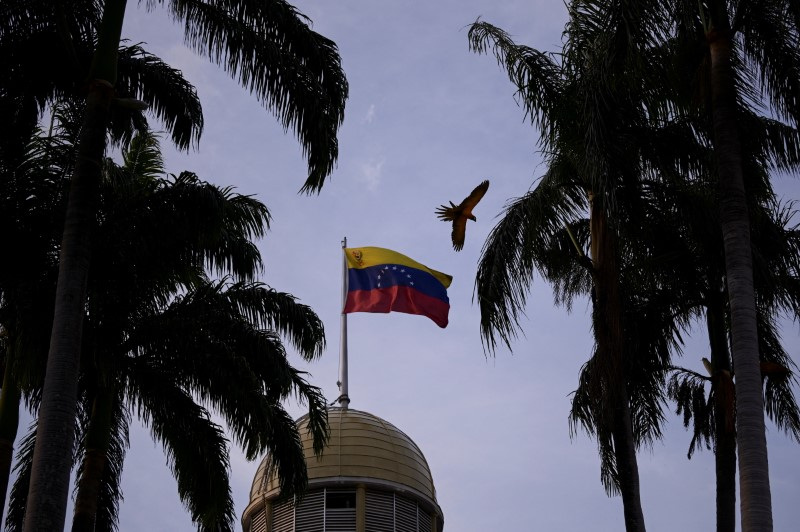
(757, 318, 800, 441)
(226, 283, 326, 360)
(568, 356, 620, 495)
(764, 372, 800, 442)
(740, 114, 800, 174)
(167, 0, 348, 192)
(5, 422, 36, 531)
(72, 393, 130, 532)
(738, 2, 800, 127)
(165, 171, 271, 280)
(130, 378, 235, 532)
(116, 42, 204, 150)
(467, 20, 562, 143)
(94, 167, 270, 293)
(0, 0, 99, 42)
(475, 165, 587, 353)
(120, 129, 165, 182)
(93, 400, 129, 532)
(123, 283, 327, 484)
(667, 367, 714, 458)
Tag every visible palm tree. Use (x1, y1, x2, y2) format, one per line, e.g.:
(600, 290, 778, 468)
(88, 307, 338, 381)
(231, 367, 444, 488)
(588, 87, 800, 530)
(3, 130, 329, 530)
(0, 114, 77, 519)
(3, 1, 348, 527)
(1, 37, 206, 517)
(467, 4, 676, 528)
(470, 3, 800, 529)
(664, 3, 800, 528)
(645, 18, 800, 523)
(0, 77, 200, 520)
(669, 330, 800, 532)
(5, 281, 327, 532)
(664, 190, 800, 532)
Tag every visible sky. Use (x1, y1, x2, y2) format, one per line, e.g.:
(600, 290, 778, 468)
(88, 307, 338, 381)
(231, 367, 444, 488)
(19, 1, 800, 531)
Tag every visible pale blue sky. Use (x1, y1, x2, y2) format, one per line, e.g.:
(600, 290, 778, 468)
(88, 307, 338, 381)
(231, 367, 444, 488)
(26, 2, 800, 531)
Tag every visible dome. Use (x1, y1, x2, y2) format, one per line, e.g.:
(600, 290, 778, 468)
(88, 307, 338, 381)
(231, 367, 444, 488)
(243, 407, 444, 531)
(249, 408, 437, 503)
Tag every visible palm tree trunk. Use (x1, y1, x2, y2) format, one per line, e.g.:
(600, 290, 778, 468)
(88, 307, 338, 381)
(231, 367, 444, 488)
(612, 401, 646, 532)
(707, 289, 736, 532)
(589, 193, 646, 532)
(24, 1, 127, 529)
(0, 356, 21, 522)
(707, 6, 772, 530)
(72, 392, 114, 532)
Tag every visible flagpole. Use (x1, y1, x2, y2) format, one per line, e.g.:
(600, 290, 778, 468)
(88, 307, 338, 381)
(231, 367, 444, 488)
(338, 237, 350, 409)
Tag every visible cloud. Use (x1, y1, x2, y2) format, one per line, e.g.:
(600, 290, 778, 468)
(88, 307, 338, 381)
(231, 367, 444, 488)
(359, 158, 385, 191)
(364, 104, 376, 124)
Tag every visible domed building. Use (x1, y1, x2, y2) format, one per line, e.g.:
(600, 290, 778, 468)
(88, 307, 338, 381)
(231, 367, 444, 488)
(242, 407, 444, 532)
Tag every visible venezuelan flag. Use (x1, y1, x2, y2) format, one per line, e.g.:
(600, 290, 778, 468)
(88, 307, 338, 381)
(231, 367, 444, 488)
(343, 247, 453, 328)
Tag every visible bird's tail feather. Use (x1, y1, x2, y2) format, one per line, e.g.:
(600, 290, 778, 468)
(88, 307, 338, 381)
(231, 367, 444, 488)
(436, 205, 457, 221)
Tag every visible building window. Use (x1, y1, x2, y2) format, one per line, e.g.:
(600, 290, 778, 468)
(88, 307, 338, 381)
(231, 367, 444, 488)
(269, 488, 432, 532)
(271, 488, 357, 532)
(326, 490, 357, 509)
(324, 489, 356, 531)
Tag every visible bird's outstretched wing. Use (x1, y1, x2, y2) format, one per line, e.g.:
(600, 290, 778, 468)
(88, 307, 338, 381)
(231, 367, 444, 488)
(451, 216, 468, 251)
(436, 180, 490, 251)
(460, 180, 490, 214)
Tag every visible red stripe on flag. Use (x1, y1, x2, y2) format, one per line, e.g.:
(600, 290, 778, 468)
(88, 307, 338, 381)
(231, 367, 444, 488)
(344, 285, 450, 328)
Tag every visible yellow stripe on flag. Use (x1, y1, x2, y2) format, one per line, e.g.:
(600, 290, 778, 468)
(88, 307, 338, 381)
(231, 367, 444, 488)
(345, 247, 452, 288)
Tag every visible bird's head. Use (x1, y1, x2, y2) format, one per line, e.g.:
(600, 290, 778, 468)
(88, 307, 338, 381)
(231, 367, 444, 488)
(468, 214, 477, 222)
